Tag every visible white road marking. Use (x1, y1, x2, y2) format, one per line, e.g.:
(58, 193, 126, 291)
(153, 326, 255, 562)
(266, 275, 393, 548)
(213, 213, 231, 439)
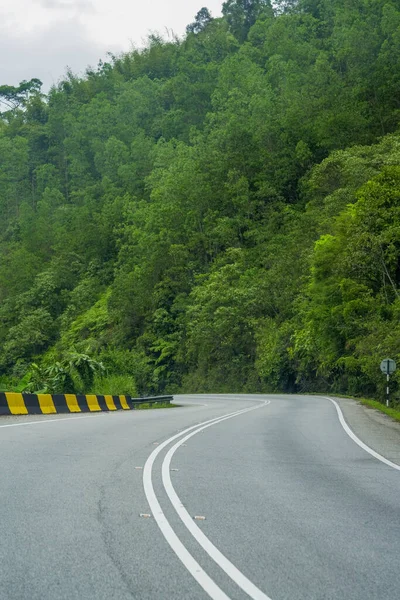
(162, 402, 272, 600)
(144, 411, 243, 600)
(326, 397, 400, 472)
(0, 413, 112, 429)
(143, 401, 272, 600)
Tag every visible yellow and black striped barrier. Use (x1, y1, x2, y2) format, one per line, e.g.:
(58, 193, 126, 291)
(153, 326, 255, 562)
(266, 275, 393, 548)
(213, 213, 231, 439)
(0, 392, 132, 415)
(0, 393, 173, 415)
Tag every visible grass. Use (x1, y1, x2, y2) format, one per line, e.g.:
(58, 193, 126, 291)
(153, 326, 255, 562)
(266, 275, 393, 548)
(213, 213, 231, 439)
(90, 374, 137, 397)
(135, 401, 177, 410)
(357, 397, 400, 423)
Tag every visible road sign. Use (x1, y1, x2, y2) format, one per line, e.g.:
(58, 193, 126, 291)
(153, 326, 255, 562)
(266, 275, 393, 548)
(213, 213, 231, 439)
(380, 358, 396, 374)
(380, 358, 396, 407)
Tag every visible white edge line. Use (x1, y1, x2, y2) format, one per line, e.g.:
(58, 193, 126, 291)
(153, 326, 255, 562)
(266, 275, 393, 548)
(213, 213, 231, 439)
(143, 404, 267, 600)
(0, 413, 114, 429)
(0, 409, 137, 429)
(162, 402, 272, 600)
(325, 396, 400, 472)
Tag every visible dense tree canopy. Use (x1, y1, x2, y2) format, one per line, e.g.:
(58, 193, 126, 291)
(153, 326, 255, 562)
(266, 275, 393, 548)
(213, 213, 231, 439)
(0, 0, 400, 399)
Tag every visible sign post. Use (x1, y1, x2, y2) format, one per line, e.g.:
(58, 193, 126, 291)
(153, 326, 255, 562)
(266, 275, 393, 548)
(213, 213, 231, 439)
(380, 358, 396, 407)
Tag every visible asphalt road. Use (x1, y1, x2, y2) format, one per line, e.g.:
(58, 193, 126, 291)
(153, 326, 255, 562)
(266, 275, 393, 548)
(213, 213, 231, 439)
(0, 394, 399, 600)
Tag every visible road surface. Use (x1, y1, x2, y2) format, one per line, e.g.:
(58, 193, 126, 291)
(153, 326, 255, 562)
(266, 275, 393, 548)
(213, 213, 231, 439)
(0, 394, 399, 600)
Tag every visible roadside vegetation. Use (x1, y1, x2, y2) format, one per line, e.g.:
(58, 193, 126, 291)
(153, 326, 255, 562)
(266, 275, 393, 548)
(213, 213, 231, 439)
(135, 402, 176, 410)
(358, 398, 400, 423)
(1, 0, 400, 402)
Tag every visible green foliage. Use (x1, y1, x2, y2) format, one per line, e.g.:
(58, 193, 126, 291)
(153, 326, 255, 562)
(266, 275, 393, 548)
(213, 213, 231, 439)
(186, 8, 213, 34)
(223, 1, 274, 41)
(90, 374, 137, 397)
(1, 3, 400, 401)
(0, 309, 55, 371)
(0, 78, 42, 112)
(293, 166, 400, 398)
(19, 353, 105, 394)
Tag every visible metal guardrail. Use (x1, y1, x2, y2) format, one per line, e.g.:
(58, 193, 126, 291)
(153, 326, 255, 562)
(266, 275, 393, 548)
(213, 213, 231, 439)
(129, 395, 174, 408)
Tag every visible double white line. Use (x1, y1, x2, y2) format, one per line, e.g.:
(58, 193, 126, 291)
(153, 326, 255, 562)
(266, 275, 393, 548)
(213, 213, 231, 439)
(143, 401, 272, 600)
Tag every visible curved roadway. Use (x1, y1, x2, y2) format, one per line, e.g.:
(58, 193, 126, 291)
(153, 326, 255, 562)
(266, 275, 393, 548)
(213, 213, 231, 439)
(0, 394, 399, 600)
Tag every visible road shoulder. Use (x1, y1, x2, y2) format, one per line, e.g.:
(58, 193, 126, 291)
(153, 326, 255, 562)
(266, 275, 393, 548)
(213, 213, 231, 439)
(332, 395, 400, 466)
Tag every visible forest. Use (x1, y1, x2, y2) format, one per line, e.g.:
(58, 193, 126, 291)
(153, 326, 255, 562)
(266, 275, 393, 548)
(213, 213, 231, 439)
(0, 0, 400, 401)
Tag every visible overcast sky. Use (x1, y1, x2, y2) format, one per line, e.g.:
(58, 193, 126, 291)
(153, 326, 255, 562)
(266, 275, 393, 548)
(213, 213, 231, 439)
(0, 0, 223, 90)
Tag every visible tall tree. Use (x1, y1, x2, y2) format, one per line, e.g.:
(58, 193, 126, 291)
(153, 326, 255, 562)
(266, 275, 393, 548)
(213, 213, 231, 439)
(0, 78, 42, 112)
(186, 7, 213, 34)
(222, 0, 273, 41)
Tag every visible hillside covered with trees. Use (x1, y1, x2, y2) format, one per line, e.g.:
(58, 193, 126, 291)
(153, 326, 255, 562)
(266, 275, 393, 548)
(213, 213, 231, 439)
(1, 0, 400, 400)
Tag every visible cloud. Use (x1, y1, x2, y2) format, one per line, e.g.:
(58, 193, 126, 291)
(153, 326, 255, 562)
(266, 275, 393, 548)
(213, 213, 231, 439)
(0, 17, 118, 90)
(0, 0, 224, 92)
(37, 0, 95, 13)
